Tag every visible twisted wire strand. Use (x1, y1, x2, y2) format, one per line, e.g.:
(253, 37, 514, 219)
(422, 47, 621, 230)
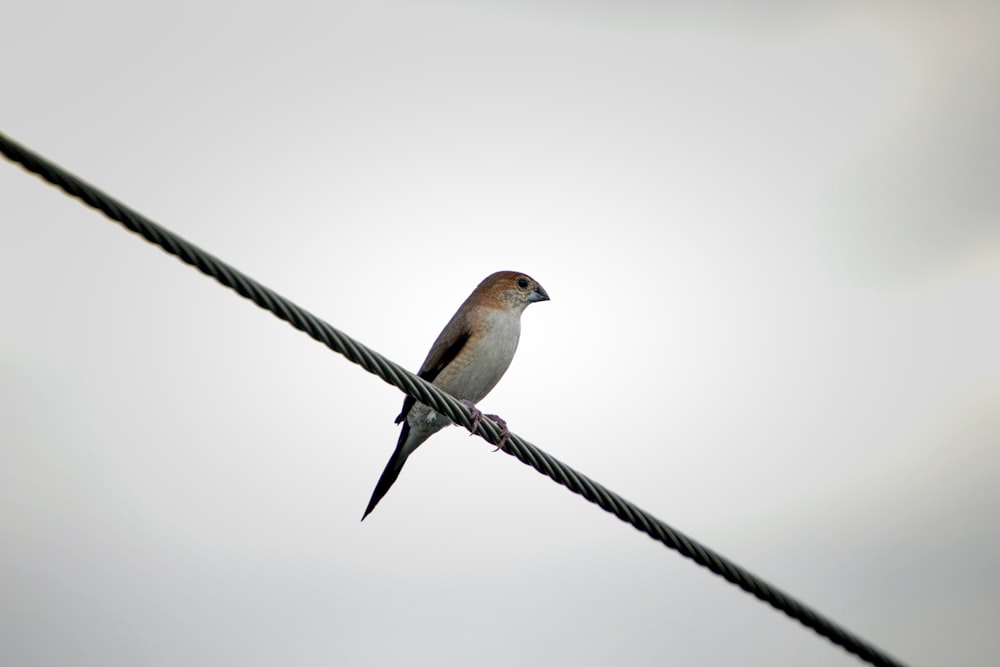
(1, 131, 907, 667)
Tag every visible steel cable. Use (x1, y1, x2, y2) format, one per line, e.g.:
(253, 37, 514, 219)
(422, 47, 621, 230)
(1, 131, 908, 667)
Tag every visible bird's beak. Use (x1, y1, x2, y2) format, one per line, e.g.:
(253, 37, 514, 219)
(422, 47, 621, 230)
(530, 284, 550, 302)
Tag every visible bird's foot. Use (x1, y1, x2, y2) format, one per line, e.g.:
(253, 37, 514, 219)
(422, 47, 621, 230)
(458, 400, 510, 451)
(484, 413, 510, 451)
(458, 399, 485, 434)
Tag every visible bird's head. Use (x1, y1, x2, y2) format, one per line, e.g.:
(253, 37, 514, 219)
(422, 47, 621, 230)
(477, 270, 550, 313)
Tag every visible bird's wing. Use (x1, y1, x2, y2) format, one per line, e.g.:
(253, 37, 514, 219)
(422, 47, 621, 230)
(394, 309, 473, 424)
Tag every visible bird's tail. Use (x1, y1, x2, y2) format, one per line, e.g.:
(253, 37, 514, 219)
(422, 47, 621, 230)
(361, 423, 412, 521)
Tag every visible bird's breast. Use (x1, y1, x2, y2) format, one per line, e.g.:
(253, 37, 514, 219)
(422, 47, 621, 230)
(434, 309, 521, 403)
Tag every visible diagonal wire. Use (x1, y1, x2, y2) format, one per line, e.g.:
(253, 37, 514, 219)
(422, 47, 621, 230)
(1, 131, 908, 667)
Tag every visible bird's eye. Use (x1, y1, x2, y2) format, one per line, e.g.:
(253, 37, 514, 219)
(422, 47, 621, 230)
(517, 277, 530, 289)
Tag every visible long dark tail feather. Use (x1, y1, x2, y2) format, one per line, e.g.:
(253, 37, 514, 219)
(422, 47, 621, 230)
(361, 423, 411, 521)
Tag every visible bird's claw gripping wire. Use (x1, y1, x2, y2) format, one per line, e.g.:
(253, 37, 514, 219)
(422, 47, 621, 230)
(459, 399, 510, 451)
(484, 413, 509, 451)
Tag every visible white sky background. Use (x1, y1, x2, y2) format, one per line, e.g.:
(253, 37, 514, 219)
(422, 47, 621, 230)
(2, 1, 999, 665)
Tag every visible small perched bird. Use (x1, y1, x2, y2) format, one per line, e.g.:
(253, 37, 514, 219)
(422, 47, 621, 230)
(362, 270, 550, 520)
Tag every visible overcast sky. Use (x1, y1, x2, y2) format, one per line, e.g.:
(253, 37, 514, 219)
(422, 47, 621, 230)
(3, 2, 999, 666)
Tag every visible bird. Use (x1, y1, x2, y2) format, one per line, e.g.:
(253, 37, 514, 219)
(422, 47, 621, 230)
(361, 270, 550, 520)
